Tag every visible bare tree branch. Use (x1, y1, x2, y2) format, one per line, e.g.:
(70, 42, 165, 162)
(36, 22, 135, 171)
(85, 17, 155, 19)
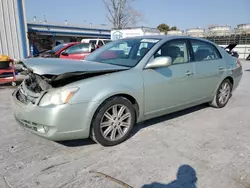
(103, 0, 142, 29)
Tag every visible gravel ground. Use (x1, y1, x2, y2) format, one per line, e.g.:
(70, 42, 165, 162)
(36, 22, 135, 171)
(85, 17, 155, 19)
(0, 61, 250, 188)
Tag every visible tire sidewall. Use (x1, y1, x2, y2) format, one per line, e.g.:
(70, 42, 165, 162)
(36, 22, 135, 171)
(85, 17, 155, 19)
(91, 97, 136, 146)
(215, 79, 232, 108)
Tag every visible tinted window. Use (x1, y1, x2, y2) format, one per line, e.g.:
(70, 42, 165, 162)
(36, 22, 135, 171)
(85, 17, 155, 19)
(85, 38, 160, 67)
(98, 40, 104, 46)
(152, 40, 189, 64)
(190, 40, 222, 61)
(52, 44, 67, 52)
(89, 40, 97, 45)
(65, 43, 90, 54)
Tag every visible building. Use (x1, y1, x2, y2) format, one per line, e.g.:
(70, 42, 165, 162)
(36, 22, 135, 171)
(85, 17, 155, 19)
(186, 28, 205, 37)
(235, 24, 250, 34)
(0, 0, 28, 60)
(207, 25, 231, 36)
(167, 30, 184, 36)
(0, 0, 111, 60)
(27, 22, 111, 52)
(111, 27, 161, 40)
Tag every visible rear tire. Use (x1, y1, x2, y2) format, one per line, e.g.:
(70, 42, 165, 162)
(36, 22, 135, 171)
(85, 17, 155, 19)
(210, 79, 232, 108)
(90, 97, 136, 146)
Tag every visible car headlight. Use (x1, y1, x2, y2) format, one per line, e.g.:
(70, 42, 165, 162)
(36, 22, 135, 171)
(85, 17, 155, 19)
(39, 87, 79, 106)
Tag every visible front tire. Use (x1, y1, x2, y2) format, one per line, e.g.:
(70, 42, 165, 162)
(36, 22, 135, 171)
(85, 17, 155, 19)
(90, 97, 136, 146)
(210, 79, 232, 108)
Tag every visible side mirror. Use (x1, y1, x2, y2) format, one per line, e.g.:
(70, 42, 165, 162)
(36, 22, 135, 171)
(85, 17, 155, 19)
(145, 56, 172, 69)
(61, 51, 68, 56)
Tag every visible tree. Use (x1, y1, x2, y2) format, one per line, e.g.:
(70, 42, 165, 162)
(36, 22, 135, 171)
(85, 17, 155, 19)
(157, 24, 179, 33)
(103, 0, 143, 29)
(157, 24, 170, 34)
(170, 26, 178, 31)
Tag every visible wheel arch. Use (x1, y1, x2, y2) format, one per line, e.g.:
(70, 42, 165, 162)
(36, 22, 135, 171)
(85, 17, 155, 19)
(93, 93, 140, 120)
(87, 92, 141, 136)
(225, 76, 234, 86)
(215, 75, 234, 92)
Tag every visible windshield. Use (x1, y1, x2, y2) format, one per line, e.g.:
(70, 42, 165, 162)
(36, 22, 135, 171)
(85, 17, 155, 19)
(85, 38, 160, 67)
(65, 43, 91, 54)
(52, 44, 68, 52)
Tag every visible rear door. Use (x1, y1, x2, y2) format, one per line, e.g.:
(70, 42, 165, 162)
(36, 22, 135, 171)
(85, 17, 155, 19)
(189, 39, 225, 99)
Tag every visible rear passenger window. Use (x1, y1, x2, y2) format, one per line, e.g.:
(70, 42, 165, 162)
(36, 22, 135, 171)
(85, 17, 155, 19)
(191, 40, 222, 61)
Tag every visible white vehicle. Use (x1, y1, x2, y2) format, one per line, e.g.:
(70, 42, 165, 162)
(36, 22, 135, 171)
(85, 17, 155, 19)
(111, 27, 162, 41)
(81, 38, 112, 48)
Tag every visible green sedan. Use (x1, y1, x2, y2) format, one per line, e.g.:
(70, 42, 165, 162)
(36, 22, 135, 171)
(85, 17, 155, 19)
(13, 36, 242, 146)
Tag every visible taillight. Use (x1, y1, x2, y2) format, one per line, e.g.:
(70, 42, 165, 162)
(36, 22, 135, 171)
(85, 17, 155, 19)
(236, 59, 241, 67)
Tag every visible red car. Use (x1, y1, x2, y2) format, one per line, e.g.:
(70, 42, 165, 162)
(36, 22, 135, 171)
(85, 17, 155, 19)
(59, 43, 95, 60)
(40, 42, 80, 58)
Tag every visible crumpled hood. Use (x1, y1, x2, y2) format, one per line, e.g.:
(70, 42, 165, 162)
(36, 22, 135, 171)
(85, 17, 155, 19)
(22, 58, 129, 75)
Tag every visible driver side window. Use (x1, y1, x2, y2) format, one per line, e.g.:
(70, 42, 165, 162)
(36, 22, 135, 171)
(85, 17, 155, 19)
(152, 40, 189, 64)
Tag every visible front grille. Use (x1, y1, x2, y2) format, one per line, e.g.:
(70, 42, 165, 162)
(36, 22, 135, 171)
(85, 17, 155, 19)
(20, 119, 38, 131)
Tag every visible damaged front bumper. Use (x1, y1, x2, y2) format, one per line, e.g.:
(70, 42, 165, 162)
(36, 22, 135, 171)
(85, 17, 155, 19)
(12, 84, 94, 141)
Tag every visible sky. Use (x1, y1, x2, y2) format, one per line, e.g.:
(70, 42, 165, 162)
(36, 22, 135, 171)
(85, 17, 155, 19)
(25, 0, 250, 30)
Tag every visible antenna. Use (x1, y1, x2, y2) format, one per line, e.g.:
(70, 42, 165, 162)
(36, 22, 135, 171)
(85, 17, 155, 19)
(44, 15, 47, 23)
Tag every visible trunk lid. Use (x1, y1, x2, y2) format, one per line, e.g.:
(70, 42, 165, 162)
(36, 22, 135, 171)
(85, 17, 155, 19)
(224, 43, 237, 52)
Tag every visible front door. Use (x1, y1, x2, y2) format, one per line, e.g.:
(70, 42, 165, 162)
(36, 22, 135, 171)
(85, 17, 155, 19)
(143, 39, 197, 116)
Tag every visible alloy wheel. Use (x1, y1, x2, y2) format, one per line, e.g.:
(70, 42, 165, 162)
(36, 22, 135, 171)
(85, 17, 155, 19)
(218, 82, 231, 105)
(100, 104, 132, 141)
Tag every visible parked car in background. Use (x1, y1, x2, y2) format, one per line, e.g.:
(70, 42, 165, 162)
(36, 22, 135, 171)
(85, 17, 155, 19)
(39, 42, 80, 58)
(13, 36, 242, 146)
(223, 43, 239, 58)
(247, 53, 250, 60)
(59, 43, 96, 60)
(81, 38, 111, 48)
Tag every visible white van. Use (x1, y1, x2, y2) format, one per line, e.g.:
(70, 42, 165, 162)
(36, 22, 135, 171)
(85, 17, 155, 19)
(81, 38, 112, 48)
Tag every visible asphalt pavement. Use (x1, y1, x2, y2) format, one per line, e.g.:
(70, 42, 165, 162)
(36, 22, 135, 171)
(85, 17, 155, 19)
(0, 61, 250, 188)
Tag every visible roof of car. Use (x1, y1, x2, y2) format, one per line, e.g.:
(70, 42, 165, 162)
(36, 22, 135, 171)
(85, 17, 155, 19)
(66, 42, 80, 45)
(128, 35, 214, 43)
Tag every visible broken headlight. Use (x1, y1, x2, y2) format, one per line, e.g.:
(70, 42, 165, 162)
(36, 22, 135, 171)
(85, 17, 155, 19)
(39, 87, 79, 106)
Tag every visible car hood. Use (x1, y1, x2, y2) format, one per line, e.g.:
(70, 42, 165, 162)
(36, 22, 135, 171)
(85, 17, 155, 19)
(21, 58, 129, 75)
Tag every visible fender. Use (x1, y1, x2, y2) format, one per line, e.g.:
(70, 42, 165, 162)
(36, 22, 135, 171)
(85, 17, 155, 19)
(212, 70, 234, 97)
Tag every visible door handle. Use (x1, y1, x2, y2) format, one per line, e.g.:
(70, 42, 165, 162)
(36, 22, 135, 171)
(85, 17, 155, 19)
(185, 71, 193, 76)
(218, 66, 224, 70)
